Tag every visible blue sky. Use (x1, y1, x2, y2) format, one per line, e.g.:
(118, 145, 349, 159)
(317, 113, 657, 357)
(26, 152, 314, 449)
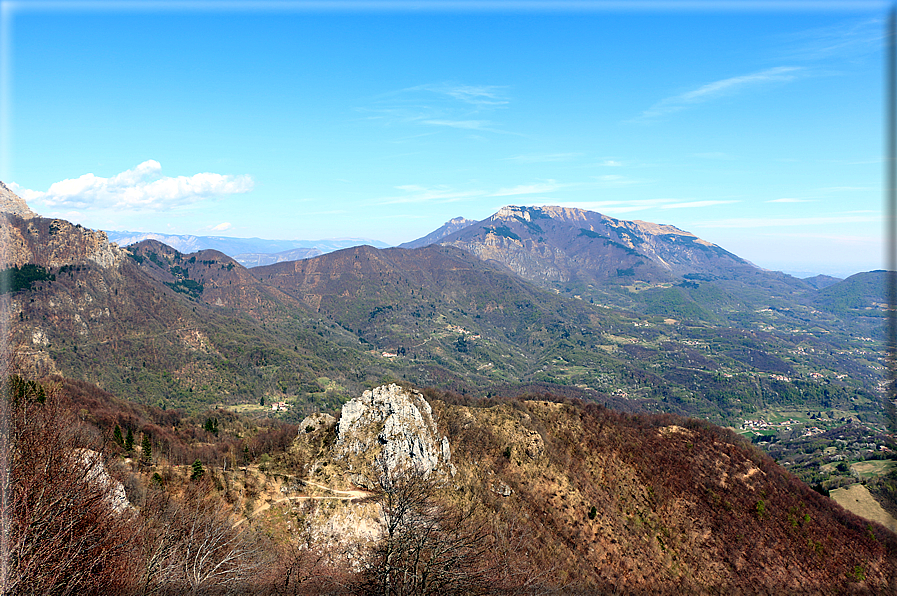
(2, 1, 888, 277)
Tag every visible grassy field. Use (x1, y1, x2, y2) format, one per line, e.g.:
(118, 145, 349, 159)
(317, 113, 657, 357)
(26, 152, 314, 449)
(850, 460, 896, 480)
(830, 483, 897, 534)
(227, 402, 270, 415)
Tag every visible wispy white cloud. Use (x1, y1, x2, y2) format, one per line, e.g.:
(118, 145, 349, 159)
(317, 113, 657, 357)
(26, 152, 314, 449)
(818, 186, 874, 192)
(597, 159, 623, 167)
(767, 198, 812, 203)
(635, 66, 803, 121)
(405, 83, 509, 107)
(379, 184, 487, 205)
(777, 18, 883, 63)
(13, 160, 253, 211)
(551, 197, 737, 215)
(693, 214, 880, 228)
(552, 198, 675, 214)
(362, 81, 513, 134)
(660, 200, 738, 209)
(595, 174, 637, 184)
(491, 180, 566, 197)
(210, 222, 232, 231)
(423, 119, 491, 130)
(589, 174, 643, 187)
(505, 152, 581, 163)
(694, 152, 735, 160)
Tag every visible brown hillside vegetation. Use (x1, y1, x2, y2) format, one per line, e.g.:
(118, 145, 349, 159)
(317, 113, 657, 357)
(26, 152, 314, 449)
(429, 392, 897, 593)
(7, 375, 896, 595)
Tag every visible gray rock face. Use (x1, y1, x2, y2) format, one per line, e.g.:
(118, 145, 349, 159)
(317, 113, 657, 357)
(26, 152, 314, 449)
(335, 384, 453, 478)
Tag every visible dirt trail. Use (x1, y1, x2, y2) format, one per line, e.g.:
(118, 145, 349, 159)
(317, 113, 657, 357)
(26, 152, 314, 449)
(234, 480, 372, 527)
(302, 479, 370, 499)
(830, 484, 897, 534)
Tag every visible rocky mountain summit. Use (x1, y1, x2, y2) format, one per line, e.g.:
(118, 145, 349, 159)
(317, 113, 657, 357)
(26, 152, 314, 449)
(398, 216, 476, 249)
(436, 204, 754, 287)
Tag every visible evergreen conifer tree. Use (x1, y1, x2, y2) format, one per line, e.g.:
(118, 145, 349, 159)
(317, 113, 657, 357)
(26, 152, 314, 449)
(191, 459, 205, 481)
(141, 434, 152, 464)
(125, 427, 134, 451)
(113, 424, 124, 447)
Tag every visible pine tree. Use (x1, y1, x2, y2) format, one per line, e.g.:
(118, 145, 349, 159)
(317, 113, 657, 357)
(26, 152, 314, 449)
(125, 427, 134, 451)
(141, 434, 152, 464)
(191, 459, 205, 481)
(113, 424, 124, 447)
(203, 418, 219, 436)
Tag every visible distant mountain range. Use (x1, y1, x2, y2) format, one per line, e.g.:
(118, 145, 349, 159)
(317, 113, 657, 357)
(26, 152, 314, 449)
(103, 230, 390, 268)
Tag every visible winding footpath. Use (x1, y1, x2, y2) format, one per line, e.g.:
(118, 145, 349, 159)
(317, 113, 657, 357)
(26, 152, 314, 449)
(234, 480, 372, 527)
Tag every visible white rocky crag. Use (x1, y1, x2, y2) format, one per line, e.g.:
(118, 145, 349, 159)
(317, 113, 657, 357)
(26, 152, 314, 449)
(75, 449, 131, 514)
(334, 384, 454, 478)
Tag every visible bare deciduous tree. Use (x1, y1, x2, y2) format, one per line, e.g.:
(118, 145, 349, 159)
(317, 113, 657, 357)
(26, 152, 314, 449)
(138, 483, 264, 596)
(357, 461, 490, 596)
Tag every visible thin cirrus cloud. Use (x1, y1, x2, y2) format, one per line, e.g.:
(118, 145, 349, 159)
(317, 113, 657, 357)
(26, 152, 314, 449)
(594, 174, 640, 186)
(210, 222, 233, 231)
(491, 181, 566, 197)
(362, 82, 513, 133)
(555, 198, 736, 214)
(504, 153, 582, 163)
(12, 160, 253, 211)
(400, 83, 509, 108)
(767, 198, 813, 203)
(693, 214, 880, 228)
(555, 199, 674, 214)
(635, 66, 803, 121)
(776, 17, 882, 63)
(661, 200, 738, 209)
(423, 119, 492, 130)
(379, 179, 567, 205)
(378, 184, 487, 205)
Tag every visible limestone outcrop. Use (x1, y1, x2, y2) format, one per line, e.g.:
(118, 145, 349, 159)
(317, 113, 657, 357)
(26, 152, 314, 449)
(75, 449, 131, 514)
(334, 384, 453, 479)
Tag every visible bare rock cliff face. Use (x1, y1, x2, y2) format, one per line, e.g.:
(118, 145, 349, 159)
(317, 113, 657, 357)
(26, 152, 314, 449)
(0, 181, 37, 219)
(334, 384, 453, 479)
